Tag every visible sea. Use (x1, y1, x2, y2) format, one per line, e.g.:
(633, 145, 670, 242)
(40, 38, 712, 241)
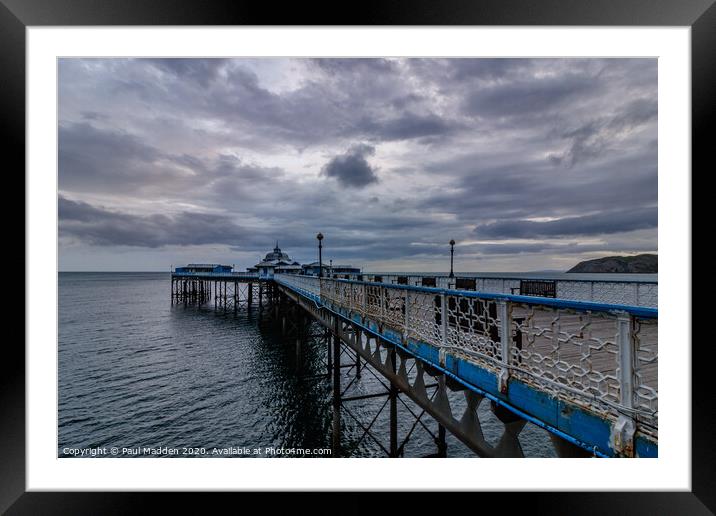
(58, 271, 653, 458)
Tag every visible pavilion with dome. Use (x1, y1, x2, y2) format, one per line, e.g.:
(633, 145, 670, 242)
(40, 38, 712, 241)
(247, 243, 303, 277)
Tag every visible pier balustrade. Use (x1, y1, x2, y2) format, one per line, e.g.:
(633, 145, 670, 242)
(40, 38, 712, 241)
(274, 273, 658, 447)
(358, 274, 657, 308)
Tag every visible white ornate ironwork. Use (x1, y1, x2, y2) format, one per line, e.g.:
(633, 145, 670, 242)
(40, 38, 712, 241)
(357, 274, 657, 308)
(275, 274, 658, 442)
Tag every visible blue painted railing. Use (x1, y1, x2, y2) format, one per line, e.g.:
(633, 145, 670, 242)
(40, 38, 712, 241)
(274, 273, 658, 457)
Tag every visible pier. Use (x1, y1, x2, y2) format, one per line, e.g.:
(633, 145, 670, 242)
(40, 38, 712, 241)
(170, 267, 658, 458)
(171, 272, 273, 311)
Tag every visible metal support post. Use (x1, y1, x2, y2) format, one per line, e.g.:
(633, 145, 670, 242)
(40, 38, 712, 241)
(332, 331, 341, 456)
(389, 346, 398, 457)
(612, 312, 637, 456)
(497, 300, 512, 394)
(436, 424, 447, 457)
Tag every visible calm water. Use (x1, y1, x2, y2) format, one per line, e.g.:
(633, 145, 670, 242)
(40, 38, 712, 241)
(59, 272, 557, 458)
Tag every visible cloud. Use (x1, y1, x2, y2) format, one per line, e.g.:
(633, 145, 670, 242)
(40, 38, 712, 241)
(355, 112, 458, 141)
(57, 57, 658, 271)
(549, 97, 658, 167)
(474, 241, 657, 256)
(473, 207, 657, 239)
(59, 196, 249, 248)
(464, 74, 598, 118)
(59, 122, 165, 192)
(145, 58, 230, 87)
(320, 144, 379, 187)
(421, 150, 658, 224)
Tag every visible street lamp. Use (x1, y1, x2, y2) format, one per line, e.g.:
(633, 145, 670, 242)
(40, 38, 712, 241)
(449, 239, 456, 279)
(317, 232, 324, 278)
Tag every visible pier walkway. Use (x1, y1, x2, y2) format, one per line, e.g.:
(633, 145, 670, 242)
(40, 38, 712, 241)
(170, 270, 658, 458)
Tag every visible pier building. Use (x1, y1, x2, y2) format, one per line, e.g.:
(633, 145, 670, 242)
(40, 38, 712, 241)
(174, 264, 233, 274)
(246, 243, 302, 277)
(302, 262, 361, 278)
(170, 243, 658, 458)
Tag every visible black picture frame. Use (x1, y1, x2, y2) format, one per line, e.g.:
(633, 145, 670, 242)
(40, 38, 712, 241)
(3, 0, 710, 513)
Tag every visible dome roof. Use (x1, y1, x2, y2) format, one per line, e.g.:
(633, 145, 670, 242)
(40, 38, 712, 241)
(264, 243, 289, 261)
(256, 242, 294, 265)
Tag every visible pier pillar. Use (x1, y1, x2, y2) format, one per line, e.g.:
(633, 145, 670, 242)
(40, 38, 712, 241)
(549, 433, 591, 458)
(332, 332, 341, 457)
(296, 338, 302, 370)
(354, 329, 362, 378)
(436, 424, 447, 457)
(389, 346, 398, 457)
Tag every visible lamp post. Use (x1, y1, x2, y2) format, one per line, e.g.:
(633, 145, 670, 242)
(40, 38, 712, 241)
(449, 239, 455, 279)
(317, 233, 324, 278)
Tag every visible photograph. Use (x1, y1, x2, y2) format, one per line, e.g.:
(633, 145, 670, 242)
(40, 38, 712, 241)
(1, 0, 708, 506)
(57, 56, 658, 459)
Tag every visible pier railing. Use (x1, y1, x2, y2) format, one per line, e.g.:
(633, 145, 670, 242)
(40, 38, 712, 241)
(171, 271, 260, 279)
(353, 274, 657, 308)
(275, 273, 658, 445)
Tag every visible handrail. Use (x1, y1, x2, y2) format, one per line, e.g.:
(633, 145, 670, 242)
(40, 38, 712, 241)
(274, 273, 658, 451)
(324, 276, 657, 318)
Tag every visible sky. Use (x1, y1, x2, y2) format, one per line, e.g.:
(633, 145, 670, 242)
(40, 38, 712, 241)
(58, 58, 657, 272)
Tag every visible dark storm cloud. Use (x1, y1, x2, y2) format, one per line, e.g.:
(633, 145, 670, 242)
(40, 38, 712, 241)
(549, 97, 658, 167)
(145, 58, 230, 87)
(355, 112, 458, 141)
(475, 241, 657, 256)
(321, 144, 379, 187)
(57, 57, 658, 270)
(59, 121, 286, 196)
(64, 58, 462, 149)
(473, 207, 657, 239)
(309, 57, 397, 75)
(448, 58, 535, 81)
(610, 97, 658, 128)
(405, 57, 547, 85)
(464, 74, 597, 118)
(80, 111, 108, 121)
(59, 196, 249, 248)
(58, 122, 187, 194)
(422, 150, 657, 223)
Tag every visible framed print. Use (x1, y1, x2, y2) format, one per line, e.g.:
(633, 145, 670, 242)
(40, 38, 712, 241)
(4, 0, 711, 513)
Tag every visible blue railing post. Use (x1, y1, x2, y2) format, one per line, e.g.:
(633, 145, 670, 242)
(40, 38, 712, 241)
(362, 283, 367, 316)
(403, 290, 411, 343)
(380, 285, 386, 321)
(440, 293, 448, 347)
(497, 300, 512, 394)
(612, 312, 637, 456)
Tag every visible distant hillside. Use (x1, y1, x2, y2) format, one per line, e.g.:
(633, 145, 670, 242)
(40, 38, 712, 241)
(567, 254, 657, 273)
